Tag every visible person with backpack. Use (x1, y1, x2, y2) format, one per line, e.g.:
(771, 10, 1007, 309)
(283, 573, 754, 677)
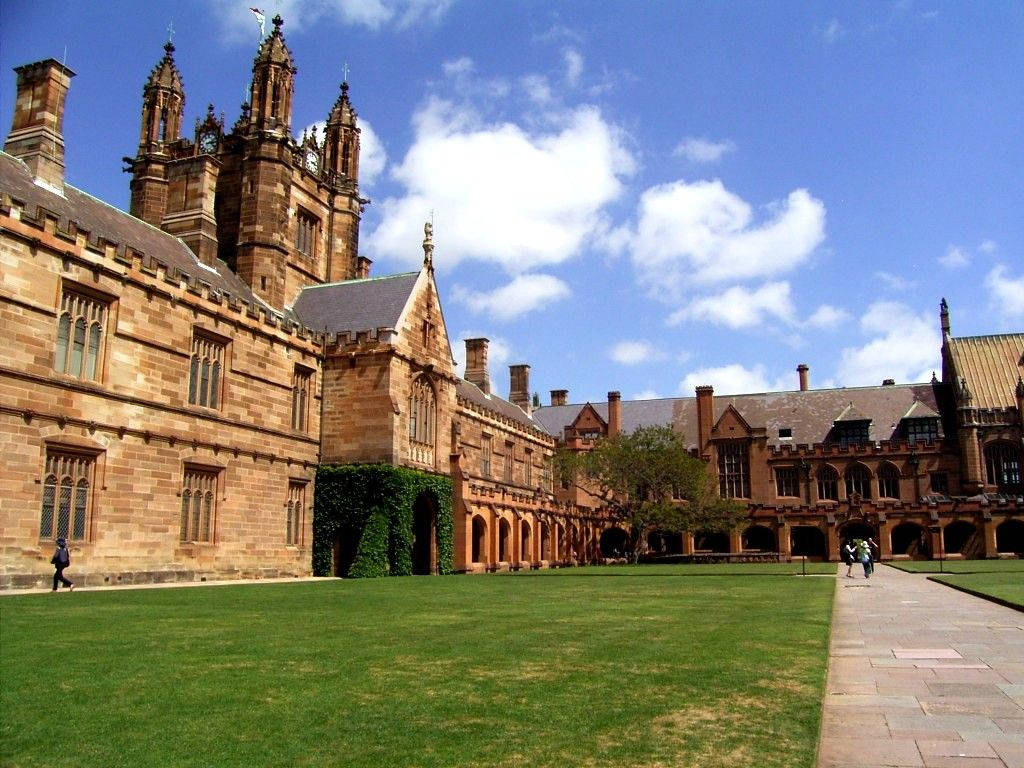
(50, 537, 74, 592)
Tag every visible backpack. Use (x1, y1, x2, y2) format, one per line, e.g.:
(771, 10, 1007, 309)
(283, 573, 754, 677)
(53, 547, 69, 567)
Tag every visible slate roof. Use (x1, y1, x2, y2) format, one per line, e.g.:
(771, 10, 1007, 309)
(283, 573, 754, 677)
(534, 383, 944, 449)
(947, 334, 1024, 410)
(456, 379, 544, 435)
(290, 272, 420, 334)
(0, 152, 262, 303)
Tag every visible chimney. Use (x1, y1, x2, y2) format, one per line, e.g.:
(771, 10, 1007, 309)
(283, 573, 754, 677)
(550, 389, 568, 406)
(464, 338, 490, 395)
(696, 385, 714, 455)
(940, 297, 950, 339)
(356, 256, 372, 280)
(882, 378, 895, 386)
(4, 59, 76, 190)
(797, 364, 809, 392)
(509, 364, 531, 416)
(607, 391, 621, 436)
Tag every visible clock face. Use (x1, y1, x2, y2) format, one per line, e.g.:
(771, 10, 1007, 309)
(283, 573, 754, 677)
(198, 131, 217, 154)
(305, 149, 319, 172)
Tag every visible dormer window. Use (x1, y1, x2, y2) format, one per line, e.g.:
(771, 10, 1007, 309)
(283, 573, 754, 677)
(904, 418, 939, 445)
(834, 421, 870, 449)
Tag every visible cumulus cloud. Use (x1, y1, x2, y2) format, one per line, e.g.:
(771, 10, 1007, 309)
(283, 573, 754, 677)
(614, 180, 826, 298)
(667, 282, 796, 329)
(217, 0, 455, 36)
(367, 97, 635, 273)
(985, 264, 1024, 318)
(835, 302, 941, 386)
(672, 137, 736, 163)
(563, 48, 584, 86)
(678, 364, 792, 397)
(874, 271, 913, 291)
(609, 340, 667, 365)
(633, 389, 661, 400)
(452, 274, 571, 321)
(939, 245, 970, 269)
(979, 239, 997, 254)
(450, 331, 511, 381)
(806, 304, 851, 329)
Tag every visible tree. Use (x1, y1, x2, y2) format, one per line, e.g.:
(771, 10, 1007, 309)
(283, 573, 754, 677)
(556, 425, 746, 561)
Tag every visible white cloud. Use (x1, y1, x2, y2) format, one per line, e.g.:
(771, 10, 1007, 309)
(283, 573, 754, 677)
(609, 340, 667, 365)
(874, 271, 913, 291)
(452, 274, 571, 321)
(939, 245, 970, 269)
(667, 282, 796, 328)
(835, 302, 941, 386)
(817, 18, 845, 43)
(979, 239, 998, 254)
(521, 74, 554, 105)
(563, 48, 584, 86)
(633, 389, 661, 400)
(672, 137, 736, 163)
(217, 0, 455, 36)
(678, 364, 792, 397)
(615, 180, 826, 298)
(367, 97, 635, 273)
(442, 57, 474, 77)
(451, 331, 511, 381)
(806, 304, 851, 329)
(985, 264, 1024, 318)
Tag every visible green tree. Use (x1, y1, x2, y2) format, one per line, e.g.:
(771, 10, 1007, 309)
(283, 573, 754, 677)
(556, 425, 746, 561)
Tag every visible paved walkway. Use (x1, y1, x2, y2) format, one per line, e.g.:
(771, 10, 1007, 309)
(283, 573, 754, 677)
(818, 564, 1024, 768)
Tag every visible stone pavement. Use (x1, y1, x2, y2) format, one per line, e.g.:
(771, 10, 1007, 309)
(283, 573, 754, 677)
(818, 563, 1024, 768)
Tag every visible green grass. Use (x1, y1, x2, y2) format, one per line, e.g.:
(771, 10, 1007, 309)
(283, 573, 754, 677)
(927, 572, 1024, 610)
(885, 559, 1024, 574)
(1, 566, 834, 768)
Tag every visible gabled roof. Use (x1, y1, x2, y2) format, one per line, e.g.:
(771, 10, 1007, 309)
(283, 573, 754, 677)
(291, 272, 420, 334)
(834, 402, 872, 423)
(903, 400, 940, 419)
(946, 334, 1024, 410)
(0, 152, 260, 303)
(534, 382, 944, 450)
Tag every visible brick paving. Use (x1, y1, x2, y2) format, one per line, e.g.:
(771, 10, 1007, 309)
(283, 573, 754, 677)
(818, 564, 1024, 768)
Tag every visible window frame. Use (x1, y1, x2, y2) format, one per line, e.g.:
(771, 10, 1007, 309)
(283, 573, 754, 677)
(180, 465, 219, 544)
(294, 208, 319, 259)
(878, 464, 901, 499)
(54, 284, 111, 383)
(286, 481, 306, 546)
(188, 330, 228, 410)
(291, 365, 313, 432)
(845, 464, 873, 500)
(39, 447, 100, 542)
(774, 466, 799, 498)
(718, 440, 751, 499)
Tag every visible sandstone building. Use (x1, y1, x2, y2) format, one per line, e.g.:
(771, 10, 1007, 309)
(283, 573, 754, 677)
(1, 20, 1020, 588)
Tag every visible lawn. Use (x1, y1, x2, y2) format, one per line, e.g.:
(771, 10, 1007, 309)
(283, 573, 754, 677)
(926, 572, 1024, 610)
(885, 559, 1024, 574)
(1, 566, 834, 768)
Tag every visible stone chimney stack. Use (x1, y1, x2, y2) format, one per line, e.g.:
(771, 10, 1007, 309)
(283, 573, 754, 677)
(4, 59, 75, 190)
(696, 385, 714, 456)
(509, 364, 531, 416)
(464, 338, 490, 395)
(550, 389, 568, 406)
(797, 364, 809, 392)
(356, 256, 372, 280)
(940, 297, 951, 339)
(608, 391, 622, 436)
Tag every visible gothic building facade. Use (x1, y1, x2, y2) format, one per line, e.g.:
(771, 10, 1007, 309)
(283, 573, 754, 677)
(1, 20, 1020, 589)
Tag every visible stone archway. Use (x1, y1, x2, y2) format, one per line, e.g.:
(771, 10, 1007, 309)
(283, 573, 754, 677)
(600, 527, 628, 557)
(891, 522, 928, 558)
(411, 492, 437, 575)
(695, 530, 730, 553)
(742, 524, 776, 552)
(498, 518, 511, 562)
(996, 519, 1024, 556)
(471, 515, 487, 564)
(539, 521, 551, 560)
(521, 521, 532, 565)
(943, 520, 979, 557)
(790, 526, 826, 559)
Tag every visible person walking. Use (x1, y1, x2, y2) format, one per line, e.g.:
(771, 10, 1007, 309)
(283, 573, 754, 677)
(842, 538, 856, 578)
(51, 537, 74, 592)
(855, 538, 871, 579)
(866, 537, 879, 575)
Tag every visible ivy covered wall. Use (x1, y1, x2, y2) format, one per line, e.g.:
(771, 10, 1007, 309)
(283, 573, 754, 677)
(313, 464, 454, 577)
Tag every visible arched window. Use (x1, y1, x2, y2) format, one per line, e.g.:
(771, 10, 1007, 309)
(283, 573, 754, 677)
(54, 289, 108, 380)
(39, 451, 94, 541)
(188, 334, 225, 409)
(845, 464, 873, 499)
(878, 464, 901, 499)
(180, 467, 217, 543)
(408, 376, 436, 465)
(718, 441, 750, 498)
(817, 465, 839, 501)
(985, 443, 1022, 493)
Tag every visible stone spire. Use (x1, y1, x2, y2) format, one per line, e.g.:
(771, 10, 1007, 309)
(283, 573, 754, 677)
(324, 79, 360, 183)
(247, 14, 295, 134)
(138, 41, 184, 151)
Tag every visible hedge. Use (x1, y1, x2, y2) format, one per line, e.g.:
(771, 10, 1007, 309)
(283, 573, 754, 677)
(313, 464, 454, 577)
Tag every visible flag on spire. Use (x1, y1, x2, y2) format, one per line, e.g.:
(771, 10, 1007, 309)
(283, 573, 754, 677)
(249, 7, 265, 38)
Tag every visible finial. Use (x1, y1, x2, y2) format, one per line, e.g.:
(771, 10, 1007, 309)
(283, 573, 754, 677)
(273, 14, 284, 32)
(342, 62, 349, 83)
(167, 21, 175, 44)
(422, 220, 434, 266)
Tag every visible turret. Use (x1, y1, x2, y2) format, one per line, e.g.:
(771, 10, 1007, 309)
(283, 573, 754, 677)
(246, 15, 294, 135)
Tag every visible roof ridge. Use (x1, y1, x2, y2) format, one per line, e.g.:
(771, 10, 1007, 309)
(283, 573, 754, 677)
(299, 271, 419, 291)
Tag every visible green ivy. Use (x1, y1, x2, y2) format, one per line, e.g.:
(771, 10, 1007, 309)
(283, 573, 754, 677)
(313, 464, 454, 578)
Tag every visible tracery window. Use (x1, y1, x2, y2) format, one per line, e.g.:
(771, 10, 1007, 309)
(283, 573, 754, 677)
(985, 443, 1022, 492)
(295, 209, 318, 257)
(878, 464, 901, 499)
(481, 435, 492, 478)
(775, 466, 799, 498)
(54, 289, 108, 381)
(718, 441, 750, 498)
(292, 366, 312, 432)
(180, 467, 217, 543)
(408, 376, 436, 465)
(845, 464, 873, 500)
(40, 450, 95, 541)
(188, 333, 225, 409)
(817, 466, 839, 501)
(286, 482, 305, 546)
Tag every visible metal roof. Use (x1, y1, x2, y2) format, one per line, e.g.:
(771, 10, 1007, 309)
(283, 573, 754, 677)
(947, 334, 1024, 410)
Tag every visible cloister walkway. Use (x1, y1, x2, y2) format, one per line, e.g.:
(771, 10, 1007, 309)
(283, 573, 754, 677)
(818, 564, 1024, 767)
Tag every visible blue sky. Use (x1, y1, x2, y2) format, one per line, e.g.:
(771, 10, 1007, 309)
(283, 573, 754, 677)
(2, 0, 1022, 406)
